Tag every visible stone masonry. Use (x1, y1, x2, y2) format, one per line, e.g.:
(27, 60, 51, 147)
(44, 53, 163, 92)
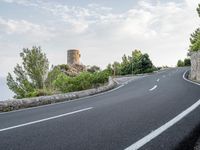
(0, 77, 117, 112)
(67, 49, 81, 65)
(190, 51, 200, 81)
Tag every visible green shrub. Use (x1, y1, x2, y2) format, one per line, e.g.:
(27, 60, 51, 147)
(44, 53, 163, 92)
(72, 72, 93, 91)
(53, 73, 72, 93)
(53, 71, 109, 93)
(92, 71, 109, 85)
(25, 89, 56, 97)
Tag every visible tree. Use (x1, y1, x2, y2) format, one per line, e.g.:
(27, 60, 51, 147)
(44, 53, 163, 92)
(7, 65, 34, 98)
(105, 63, 113, 75)
(184, 58, 191, 66)
(189, 4, 200, 52)
(118, 50, 155, 75)
(45, 66, 62, 90)
(138, 54, 154, 73)
(121, 54, 131, 75)
(112, 61, 121, 76)
(7, 46, 49, 98)
(87, 65, 100, 73)
(189, 28, 200, 51)
(177, 58, 191, 67)
(131, 50, 143, 74)
(197, 4, 200, 17)
(132, 50, 143, 62)
(104, 62, 121, 76)
(177, 60, 184, 67)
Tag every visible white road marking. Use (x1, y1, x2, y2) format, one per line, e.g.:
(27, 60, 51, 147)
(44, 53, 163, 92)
(0, 84, 124, 115)
(149, 85, 158, 91)
(125, 98, 200, 150)
(0, 107, 93, 132)
(162, 75, 166, 78)
(183, 70, 200, 86)
(2, 69, 171, 115)
(125, 70, 200, 150)
(157, 79, 160, 82)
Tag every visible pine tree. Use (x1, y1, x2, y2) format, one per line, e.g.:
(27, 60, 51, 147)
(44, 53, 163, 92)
(189, 4, 200, 52)
(7, 46, 49, 98)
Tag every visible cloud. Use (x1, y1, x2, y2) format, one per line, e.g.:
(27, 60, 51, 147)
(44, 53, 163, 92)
(0, 17, 55, 41)
(0, 0, 199, 74)
(1, 0, 39, 6)
(1, 0, 113, 33)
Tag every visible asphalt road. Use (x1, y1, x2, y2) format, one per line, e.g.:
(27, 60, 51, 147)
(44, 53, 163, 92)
(0, 67, 200, 150)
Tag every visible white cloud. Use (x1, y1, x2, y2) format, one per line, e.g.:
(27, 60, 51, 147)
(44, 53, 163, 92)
(0, 0, 199, 75)
(0, 17, 55, 41)
(1, 0, 39, 6)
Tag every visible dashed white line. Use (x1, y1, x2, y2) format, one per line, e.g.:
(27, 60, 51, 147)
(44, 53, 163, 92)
(125, 70, 200, 150)
(0, 107, 93, 132)
(157, 79, 160, 82)
(149, 85, 158, 91)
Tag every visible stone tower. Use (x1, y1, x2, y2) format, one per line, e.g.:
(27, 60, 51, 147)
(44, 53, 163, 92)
(67, 49, 81, 65)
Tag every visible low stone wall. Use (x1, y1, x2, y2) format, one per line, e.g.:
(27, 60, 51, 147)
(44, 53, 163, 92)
(0, 77, 117, 112)
(190, 51, 200, 81)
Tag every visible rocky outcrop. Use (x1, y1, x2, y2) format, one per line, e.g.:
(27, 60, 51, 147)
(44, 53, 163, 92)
(65, 64, 86, 76)
(0, 77, 117, 112)
(190, 51, 200, 81)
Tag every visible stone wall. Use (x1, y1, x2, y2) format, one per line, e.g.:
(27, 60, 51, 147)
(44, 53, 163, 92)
(190, 51, 200, 81)
(0, 77, 117, 112)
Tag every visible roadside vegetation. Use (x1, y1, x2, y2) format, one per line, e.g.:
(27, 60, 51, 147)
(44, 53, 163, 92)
(189, 4, 200, 52)
(176, 4, 199, 67)
(105, 50, 157, 76)
(7, 47, 156, 99)
(177, 58, 191, 67)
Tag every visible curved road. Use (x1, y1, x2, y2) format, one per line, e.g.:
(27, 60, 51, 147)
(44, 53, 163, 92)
(0, 67, 200, 150)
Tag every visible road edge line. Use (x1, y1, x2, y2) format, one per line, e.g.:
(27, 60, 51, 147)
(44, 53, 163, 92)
(125, 70, 200, 150)
(183, 70, 200, 86)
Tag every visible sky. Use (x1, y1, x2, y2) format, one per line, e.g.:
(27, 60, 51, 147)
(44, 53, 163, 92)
(0, 0, 199, 78)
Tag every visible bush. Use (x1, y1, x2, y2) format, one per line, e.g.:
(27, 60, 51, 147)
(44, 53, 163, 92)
(177, 58, 191, 67)
(28, 89, 54, 97)
(91, 71, 109, 87)
(53, 73, 72, 93)
(177, 60, 184, 67)
(53, 71, 109, 93)
(143, 67, 157, 73)
(45, 67, 63, 90)
(184, 58, 191, 66)
(72, 72, 93, 91)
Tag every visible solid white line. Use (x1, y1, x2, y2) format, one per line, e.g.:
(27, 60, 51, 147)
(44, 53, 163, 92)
(149, 85, 157, 91)
(125, 70, 200, 150)
(125, 99, 200, 150)
(0, 107, 93, 132)
(183, 70, 200, 86)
